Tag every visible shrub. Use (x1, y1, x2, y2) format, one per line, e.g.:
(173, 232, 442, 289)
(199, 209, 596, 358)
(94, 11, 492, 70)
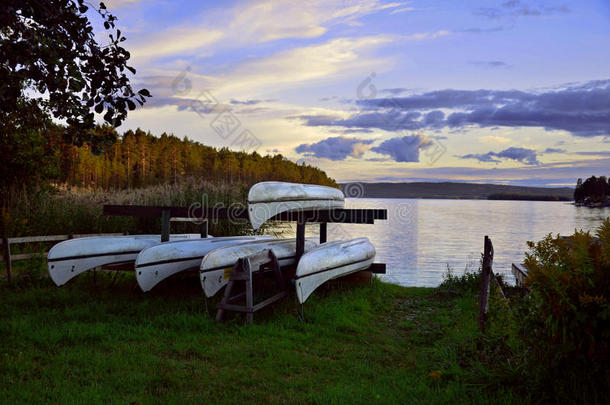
(520, 218, 610, 401)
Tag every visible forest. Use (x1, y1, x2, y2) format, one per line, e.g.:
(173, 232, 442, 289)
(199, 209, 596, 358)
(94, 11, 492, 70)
(2, 124, 336, 200)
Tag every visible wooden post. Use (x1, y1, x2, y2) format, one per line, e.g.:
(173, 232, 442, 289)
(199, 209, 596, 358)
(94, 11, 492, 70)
(244, 258, 254, 324)
(296, 219, 305, 260)
(2, 237, 12, 282)
(478, 235, 494, 332)
(161, 209, 171, 242)
(319, 222, 327, 244)
(200, 220, 208, 238)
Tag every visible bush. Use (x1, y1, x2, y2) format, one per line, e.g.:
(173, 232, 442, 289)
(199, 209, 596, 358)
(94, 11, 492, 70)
(519, 218, 610, 401)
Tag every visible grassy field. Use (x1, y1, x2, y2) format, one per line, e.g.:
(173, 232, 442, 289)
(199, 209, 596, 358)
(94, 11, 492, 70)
(0, 262, 522, 405)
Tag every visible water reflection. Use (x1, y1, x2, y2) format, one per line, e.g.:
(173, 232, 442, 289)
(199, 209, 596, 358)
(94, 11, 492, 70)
(276, 199, 610, 287)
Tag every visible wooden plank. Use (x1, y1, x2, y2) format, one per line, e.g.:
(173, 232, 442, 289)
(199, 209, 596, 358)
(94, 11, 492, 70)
(512, 263, 529, 288)
(252, 291, 288, 311)
(12, 253, 44, 261)
(8, 235, 71, 244)
(9, 233, 124, 244)
(2, 237, 11, 282)
(103, 204, 387, 224)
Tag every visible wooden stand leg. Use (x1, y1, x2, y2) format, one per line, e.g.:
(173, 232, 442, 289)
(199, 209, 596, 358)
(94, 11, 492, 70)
(161, 209, 171, 242)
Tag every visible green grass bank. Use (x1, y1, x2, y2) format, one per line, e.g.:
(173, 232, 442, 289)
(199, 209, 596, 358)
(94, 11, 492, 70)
(0, 264, 522, 405)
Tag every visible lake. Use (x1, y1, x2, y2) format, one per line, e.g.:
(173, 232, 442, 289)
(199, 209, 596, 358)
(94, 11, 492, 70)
(293, 199, 610, 287)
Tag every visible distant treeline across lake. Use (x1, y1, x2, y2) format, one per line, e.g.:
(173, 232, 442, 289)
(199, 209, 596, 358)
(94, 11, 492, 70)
(340, 182, 574, 200)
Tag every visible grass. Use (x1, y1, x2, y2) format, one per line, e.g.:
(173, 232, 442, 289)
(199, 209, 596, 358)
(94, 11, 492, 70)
(0, 262, 522, 404)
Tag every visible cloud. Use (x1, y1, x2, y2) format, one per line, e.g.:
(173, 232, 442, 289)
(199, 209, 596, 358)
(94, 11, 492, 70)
(543, 147, 566, 153)
(230, 99, 264, 105)
(295, 136, 375, 160)
(475, 1, 570, 20)
(381, 88, 409, 95)
(460, 26, 506, 34)
(572, 151, 610, 156)
(480, 135, 511, 144)
(298, 79, 610, 137)
(461, 147, 540, 165)
(129, 0, 409, 62)
(370, 134, 432, 162)
(469, 60, 510, 68)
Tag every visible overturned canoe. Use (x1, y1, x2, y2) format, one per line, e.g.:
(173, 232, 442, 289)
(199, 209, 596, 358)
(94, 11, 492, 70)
(47, 234, 202, 286)
(294, 238, 375, 304)
(248, 182, 344, 230)
(135, 235, 273, 292)
(200, 238, 318, 297)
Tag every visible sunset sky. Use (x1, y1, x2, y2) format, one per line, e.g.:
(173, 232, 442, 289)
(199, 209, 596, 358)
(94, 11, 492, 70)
(101, 0, 609, 186)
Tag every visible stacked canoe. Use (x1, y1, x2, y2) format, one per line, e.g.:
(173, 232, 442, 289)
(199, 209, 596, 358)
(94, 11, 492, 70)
(47, 181, 377, 304)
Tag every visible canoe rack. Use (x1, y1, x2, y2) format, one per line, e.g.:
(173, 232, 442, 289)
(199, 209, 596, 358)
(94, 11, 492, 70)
(103, 204, 387, 273)
(216, 249, 286, 323)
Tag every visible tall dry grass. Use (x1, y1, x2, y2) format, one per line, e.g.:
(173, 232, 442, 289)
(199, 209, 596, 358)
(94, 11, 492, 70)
(1, 179, 254, 237)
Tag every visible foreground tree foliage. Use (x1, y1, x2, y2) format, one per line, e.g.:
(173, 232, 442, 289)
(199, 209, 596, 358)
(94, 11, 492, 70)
(0, 0, 149, 134)
(0, 0, 149, 201)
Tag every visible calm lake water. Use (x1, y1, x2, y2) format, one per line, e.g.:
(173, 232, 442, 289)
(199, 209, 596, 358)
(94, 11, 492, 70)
(292, 199, 610, 287)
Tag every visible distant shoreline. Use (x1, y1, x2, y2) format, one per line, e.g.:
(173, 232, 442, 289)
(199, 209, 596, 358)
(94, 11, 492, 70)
(339, 181, 574, 201)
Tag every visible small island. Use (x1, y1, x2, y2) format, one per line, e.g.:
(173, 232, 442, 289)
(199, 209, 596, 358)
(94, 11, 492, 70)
(574, 176, 610, 207)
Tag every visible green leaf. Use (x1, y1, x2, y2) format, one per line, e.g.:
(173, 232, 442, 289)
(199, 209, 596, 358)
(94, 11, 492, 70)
(95, 103, 104, 114)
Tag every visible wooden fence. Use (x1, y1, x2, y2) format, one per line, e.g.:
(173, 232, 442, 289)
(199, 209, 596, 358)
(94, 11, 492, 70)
(478, 235, 507, 332)
(1, 233, 125, 282)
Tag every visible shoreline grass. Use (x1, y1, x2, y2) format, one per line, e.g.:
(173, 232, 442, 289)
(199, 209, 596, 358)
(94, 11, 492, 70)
(0, 263, 524, 405)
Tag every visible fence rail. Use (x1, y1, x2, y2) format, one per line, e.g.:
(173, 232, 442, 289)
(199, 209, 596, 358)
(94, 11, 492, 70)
(1, 233, 125, 282)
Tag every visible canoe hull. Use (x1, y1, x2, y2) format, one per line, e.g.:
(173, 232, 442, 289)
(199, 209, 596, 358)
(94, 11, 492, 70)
(200, 238, 318, 297)
(47, 234, 202, 286)
(295, 238, 375, 304)
(135, 236, 273, 292)
(248, 182, 344, 229)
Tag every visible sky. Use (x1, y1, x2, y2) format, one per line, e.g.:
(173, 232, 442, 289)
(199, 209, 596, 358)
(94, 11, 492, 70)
(98, 0, 610, 187)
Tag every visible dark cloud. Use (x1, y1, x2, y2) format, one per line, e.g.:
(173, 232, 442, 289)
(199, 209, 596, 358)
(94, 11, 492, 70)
(461, 147, 540, 165)
(370, 135, 432, 162)
(469, 60, 510, 68)
(295, 136, 374, 161)
(230, 99, 263, 105)
(543, 147, 566, 153)
(381, 88, 408, 95)
(297, 80, 610, 137)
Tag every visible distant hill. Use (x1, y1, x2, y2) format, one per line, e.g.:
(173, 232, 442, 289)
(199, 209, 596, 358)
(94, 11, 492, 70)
(339, 182, 574, 200)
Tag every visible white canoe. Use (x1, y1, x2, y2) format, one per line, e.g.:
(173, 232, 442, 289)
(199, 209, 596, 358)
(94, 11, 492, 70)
(248, 182, 344, 230)
(135, 236, 273, 292)
(200, 238, 319, 297)
(294, 238, 375, 304)
(47, 234, 203, 286)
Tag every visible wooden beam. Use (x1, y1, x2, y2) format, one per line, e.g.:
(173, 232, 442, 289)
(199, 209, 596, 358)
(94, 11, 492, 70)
(296, 219, 305, 259)
(369, 263, 386, 274)
(103, 204, 387, 224)
(319, 222, 327, 244)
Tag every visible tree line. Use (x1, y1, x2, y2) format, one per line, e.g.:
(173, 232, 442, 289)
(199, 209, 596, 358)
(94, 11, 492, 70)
(2, 124, 336, 201)
(574, 176, 609, 203)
